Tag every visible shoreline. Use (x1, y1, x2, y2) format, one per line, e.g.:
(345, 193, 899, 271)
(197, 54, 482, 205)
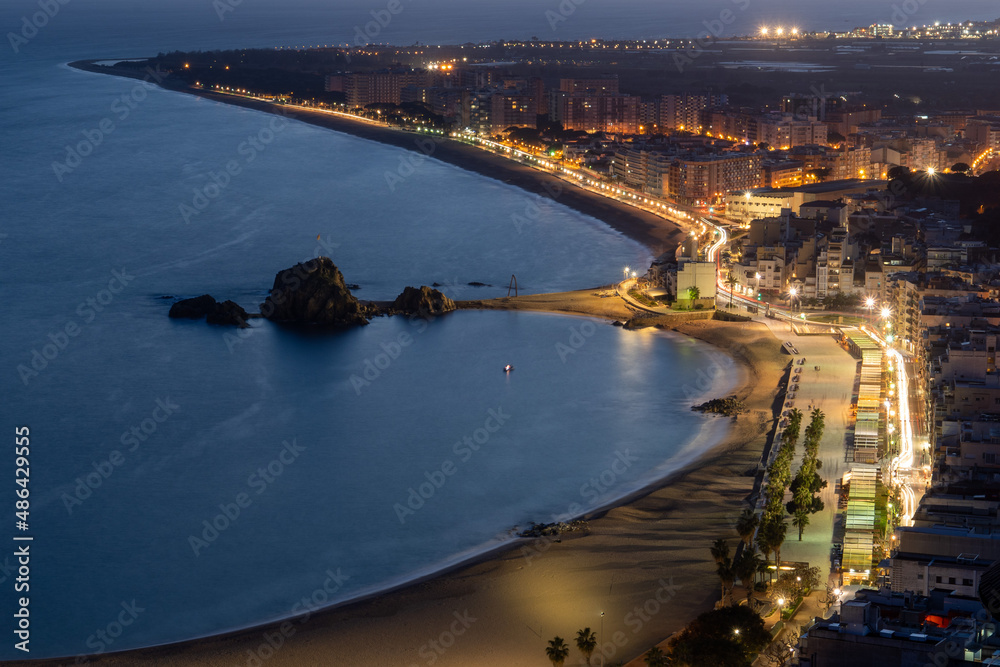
(66, 60, 688, 258)
(17, 65, 787, 667)
(12, 312, 786, 667)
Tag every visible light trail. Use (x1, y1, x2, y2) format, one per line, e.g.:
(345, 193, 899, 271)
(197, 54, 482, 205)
(864, 325, 918, 526)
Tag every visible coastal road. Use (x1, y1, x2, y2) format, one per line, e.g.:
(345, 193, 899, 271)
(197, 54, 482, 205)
(758, 318, 857, 585)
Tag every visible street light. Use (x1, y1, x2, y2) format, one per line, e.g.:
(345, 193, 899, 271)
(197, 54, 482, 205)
(865, 296, 876, 323)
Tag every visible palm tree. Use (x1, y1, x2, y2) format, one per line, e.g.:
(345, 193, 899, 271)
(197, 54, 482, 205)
(717, 559, 735, 606)
(575, 627, 597, 665)
(792, 509, 810, 540)
(710, 538, 730, 565)
(546, 636, 570, 667)
(732, 549, 761, 605)
(687, 286, 700, 302)
(736, 508, 759, 547)
(644, 645, 669, 666)
(725, 272, 739, 308)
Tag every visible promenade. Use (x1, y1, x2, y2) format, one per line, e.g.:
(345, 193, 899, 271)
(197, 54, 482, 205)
(759, 317, 856, 586)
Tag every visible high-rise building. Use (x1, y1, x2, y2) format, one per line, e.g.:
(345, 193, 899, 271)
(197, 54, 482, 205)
(666, 153, 763, 203)
(659, 94, 728, 133)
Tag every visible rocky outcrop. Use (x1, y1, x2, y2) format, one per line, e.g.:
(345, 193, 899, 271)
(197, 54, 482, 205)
(390, 286, 456, 317)
(692, 395, 747, 417)
(207, 300, 250, 327)
(169, 295, 249, 327)
(260, 257, 369, 326)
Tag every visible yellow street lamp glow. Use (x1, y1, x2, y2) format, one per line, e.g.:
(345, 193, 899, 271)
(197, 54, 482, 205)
(881, 307, 891, 319)
(865, 297, 875, 308)
(927, 167, 936, 175)
(761, 27, 769, 36)
(789, 287, 798, 297)
(776, 27, 785, 36)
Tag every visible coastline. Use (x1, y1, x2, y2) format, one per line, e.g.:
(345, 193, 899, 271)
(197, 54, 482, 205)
(66, 60, 688, 257)
(18, 64, 789, 667)
(12, 316, 786, 667)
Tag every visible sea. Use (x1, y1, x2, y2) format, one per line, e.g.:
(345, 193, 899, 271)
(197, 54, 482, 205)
(1, 0, 994, 659)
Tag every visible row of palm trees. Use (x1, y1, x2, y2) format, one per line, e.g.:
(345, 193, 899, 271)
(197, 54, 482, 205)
(545, 628, 597, 666)
(786, 409, 827, 540)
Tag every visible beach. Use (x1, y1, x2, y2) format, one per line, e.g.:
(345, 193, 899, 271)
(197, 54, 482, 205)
(21, 66, 790, 667)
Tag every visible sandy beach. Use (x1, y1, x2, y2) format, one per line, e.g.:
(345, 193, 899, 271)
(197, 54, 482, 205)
(20, 66, 792, 667)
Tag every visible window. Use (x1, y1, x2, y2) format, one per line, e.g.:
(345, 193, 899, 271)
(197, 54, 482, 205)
(917, 573, 924, 580)
(963, 579, 973, 586)
(949, 577, 956, 585)
(936, 576, 942, 583)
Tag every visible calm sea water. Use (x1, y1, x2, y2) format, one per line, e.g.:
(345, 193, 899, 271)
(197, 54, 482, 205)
(0, 0, 989, 659)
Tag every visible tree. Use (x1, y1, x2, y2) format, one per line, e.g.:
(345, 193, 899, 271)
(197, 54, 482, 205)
(717, 559, 736, 606)
(736, 508, 759, 547)
(887, 165, 910, 181)
(644, 646, 669, 666)
(575, 628, 597, 665)
(711, 538, 731, 565)
(546, 636, 570, 667)
(760, 632, 799, 667)
(725, 272, 739, 308)
(758, 516, 787, 568)
(668, 606, 771, 667)
(687, 286, 700, 301)
(791, 509, 810, 540)
(951, 162, 971, 175)
(732, 549, 761, 605)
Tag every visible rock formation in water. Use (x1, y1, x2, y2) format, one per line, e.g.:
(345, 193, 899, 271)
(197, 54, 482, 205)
(169, 295, 249, 327)
(390, 285, 457, 317)
(260, 257, 369, 326)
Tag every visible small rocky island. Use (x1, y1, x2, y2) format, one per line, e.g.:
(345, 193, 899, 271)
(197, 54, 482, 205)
(691, 395, 747, 417)
(167, 257, 456, 327)
(168, 295, 250, 328)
